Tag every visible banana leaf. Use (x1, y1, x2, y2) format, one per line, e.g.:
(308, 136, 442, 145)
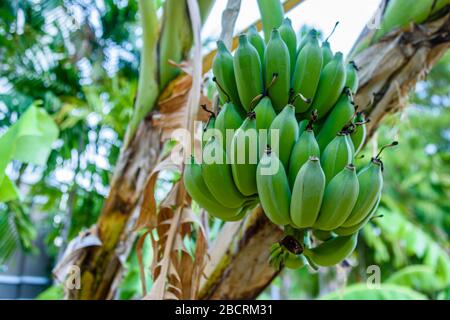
(0, 104, 59, 201)
(386, 264, 448, 293)
(320, 283, 427, 300)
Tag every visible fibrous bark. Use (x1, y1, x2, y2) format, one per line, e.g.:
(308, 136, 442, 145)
(67, 118, 161, 299)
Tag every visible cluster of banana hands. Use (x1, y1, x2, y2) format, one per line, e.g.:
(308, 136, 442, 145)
(184, 19, 397, 270)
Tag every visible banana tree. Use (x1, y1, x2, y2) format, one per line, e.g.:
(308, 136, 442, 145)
(64, 0, 450, 300)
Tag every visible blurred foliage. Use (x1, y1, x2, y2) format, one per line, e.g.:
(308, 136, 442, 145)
(36, 284, 65, 300)
(0, 0, 138, 266)
(320, 283, 428, 300)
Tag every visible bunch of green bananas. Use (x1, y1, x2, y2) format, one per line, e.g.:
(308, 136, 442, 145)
(184, 15, 397, 270)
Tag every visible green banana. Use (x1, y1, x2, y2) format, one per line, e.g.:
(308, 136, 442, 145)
(345, 61, 359, 94)
(202, 137, 246, 209)
(202, 113, 216, 148)
(312, 229, 334, 241)
(373, 0, 450, 43)
(184, 156, 242, 221)
(298, 119, 308, 136)
(310, 52, 347, 119)
(234, 34, 264, 111)
(290, 156, 325, 228)
(256, 0, 284, 42)
(269, 243, 284, 269)
(334, 193, 381, 236)
(297, 29, 316, 53)
(345, 133, 355, 157)
(288, 128, 320, 188)
(227, 197, 261, 222)
(314, 164, 360, 231)
(321, 40, 334, 66)
(285, 253, 308, 269)
(316, 92, 355, 151)
(254, 96, 276, 130)
(215, 102, 244, 152)
(256, 148, 291, 226)
(291, 31, 323, 113)
(340, 141, 397, 229)
(265, 29, 290, 112)
(230, 112, 259, 196)
(253, 97, 276, 158)
(320, 133, 353, 183)
(279, 18, 297, 76)
(342, 158, 383, 227)
(351, 112, 367, 154)
(248, 25, 266, 68)
(213, 40, 242, 108)
(268, 105, 299, 169)
(303, 233, 358, 267)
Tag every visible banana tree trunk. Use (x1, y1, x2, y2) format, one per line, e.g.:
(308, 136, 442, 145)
(66, 0, 215, 300)
(198, 8, 450, 300)
(67, 119, 160, 299)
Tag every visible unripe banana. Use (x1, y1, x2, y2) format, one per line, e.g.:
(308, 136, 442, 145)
(285, 253, 308, 269)
(351, 113, 367, 154)
(202, 113, 216, 148)
(230, 112, 259, 196)
(297, 29, 317, 53)
(320, 133, 353, 183)
(313, 115, 326, 134)
(342, 158, 383, 227)
(202, 137, 246, 209)
(213, 41, 243, 108)
(288, 129, 320, 188)
(215, 102, 244, 152)
(268, 105, 299, 169)
(234, 34, 264, 111)
(303, 233, 358, 267)
(248, 25, 266, 69)
(310, 52, 347, 119)
(265, 29, 290, 112)
(253, 97, 275, 157)
(184, 157, 242, 221)
(316, 93, 355, 151)
(290, 156, 325, 228)
(321, 41, 333, 66)
(254, 96, 276, 130)
(256, 0, 284, 42)
(334, 193, 381, 236)
(345, 133, 355, 158)
(227, 196, 260, 222)
(345, 61, 359, 94)
(256, 148, 291, 226)
(291, 31, 323, 113)
(373, 0, 450, 43)
(337, 141, 398, 232)
(314, 164, 360, 231)
(312, 229, 334, 241)
(279, 18, 297, 76)
(298, 119, 308, 136)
